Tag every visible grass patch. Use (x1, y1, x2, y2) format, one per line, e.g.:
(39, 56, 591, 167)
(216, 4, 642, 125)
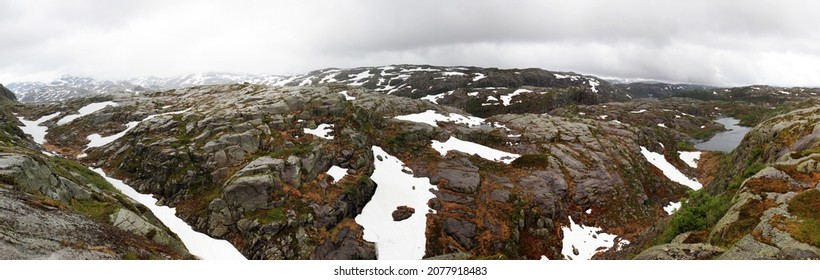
(676, 140, 695, 151)
(711, 199, 774, 246)
(692, 127, 721, 140)
(786, 190, 820, 247)
(70, 199, 119, 223)
(251, 207, 286, 224)
(49, 156, 118, 193)
(269, 144, 314, 159)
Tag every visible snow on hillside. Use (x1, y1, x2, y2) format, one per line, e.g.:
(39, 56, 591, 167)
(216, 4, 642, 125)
(57, 101, 118, 125)
(17, 112, 61, 145)
(394, 110, 485, 127)
(92, 168, 245, 260)
(640, 146, 702, 190)
(431, 136, 520, 164)
(561, 216, 625, 260)
(355, 146, 438, 259)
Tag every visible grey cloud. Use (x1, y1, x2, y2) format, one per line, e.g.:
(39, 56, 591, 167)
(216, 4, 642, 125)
(1, 0, 819, 87)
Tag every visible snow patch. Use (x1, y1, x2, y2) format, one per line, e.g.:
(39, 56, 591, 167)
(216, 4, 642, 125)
(355, 146, 438, 260)
(678, 151, 701, 168)
(91, 168, 245, 260)
(17, 112, 61, 145)
(500, 89, 531, 106)
(86, 108, 192, 149)
(640, 146, 702, 190)
(664, 202, 681, 215)
(630, 109, 647, 114)
(587, 79, 600, 93)
(472, 73, 486, 81)
(657, 123, 667, 128)
(348, 70, 374, 86)
(57, 101, 118, 125)
(420, 90, 454, 104)
(326, 166, 348, 184)
(394, 110, 484, 128)
(338, 90, 356, 101)
(441, 72, 466, 76)
(431, 136, 520, 164)
(561, 216, 621, 260)
(303, 123, 334, 140)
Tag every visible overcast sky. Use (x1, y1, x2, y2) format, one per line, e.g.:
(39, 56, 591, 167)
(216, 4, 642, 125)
(2, 0, 819, 87)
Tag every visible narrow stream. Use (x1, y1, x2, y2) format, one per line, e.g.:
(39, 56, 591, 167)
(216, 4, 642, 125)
(695, 117, 751, 152)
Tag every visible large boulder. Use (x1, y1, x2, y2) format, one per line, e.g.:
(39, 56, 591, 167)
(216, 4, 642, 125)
(429, 157, 480, 194)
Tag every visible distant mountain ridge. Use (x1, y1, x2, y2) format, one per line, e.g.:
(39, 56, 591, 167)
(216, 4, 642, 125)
(6, 73, 287, 103)
(4, 65, 623, 103)
(7, 65, 819, 104)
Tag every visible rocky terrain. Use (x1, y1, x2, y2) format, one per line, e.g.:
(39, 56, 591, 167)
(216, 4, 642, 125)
(0, 103, 192, 259)
(11, 82, 711, 260)
(2, 65, 818, 260)
(626, 99, 820, 259)
(0, 84, 17, 106)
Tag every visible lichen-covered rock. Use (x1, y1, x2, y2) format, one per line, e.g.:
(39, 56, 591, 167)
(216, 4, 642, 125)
(634, 243, 725, 260)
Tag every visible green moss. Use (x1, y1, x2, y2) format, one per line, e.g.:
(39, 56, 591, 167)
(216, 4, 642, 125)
(49, 156, 118, 194)
(692, 127, 721, 140)
(470, 155, 507, 173)
(0, 173, 17, 185)
(70, 199, 119, 223)
(269, 144, 314, 159)
(786, 190, 820, 247)
(510, 154, 551, 169)
(676, 140, 695, 151)
(251, 207, 286, 224)
(122, 252, 140, 260)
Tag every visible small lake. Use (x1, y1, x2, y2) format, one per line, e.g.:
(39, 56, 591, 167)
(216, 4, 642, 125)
(695, 117, 751, 152)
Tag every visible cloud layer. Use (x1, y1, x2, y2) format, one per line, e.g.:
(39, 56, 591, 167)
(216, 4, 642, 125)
(2, 0, 819, 86)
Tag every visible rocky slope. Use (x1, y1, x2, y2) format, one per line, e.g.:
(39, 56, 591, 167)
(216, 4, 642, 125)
(633, 98, 820, 259)
(0, 108, 192, 259)
(0, 84, 17, 105)
(20, 82, 726, 260)
(9, 64, 817, 260)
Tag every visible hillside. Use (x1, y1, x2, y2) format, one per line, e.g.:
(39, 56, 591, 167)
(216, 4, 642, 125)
(0, 84, 17, 105)
(3, 65, 818, 260)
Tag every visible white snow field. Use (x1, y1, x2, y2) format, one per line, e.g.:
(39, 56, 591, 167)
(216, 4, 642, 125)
(431, 136, 520, 164)
(355, 146, 438, 259)
(640, 146, 702, 190)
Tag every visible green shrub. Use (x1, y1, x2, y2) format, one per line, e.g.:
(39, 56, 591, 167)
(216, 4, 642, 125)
(787, 190, 820, 247)
(660, 191, 731, 243)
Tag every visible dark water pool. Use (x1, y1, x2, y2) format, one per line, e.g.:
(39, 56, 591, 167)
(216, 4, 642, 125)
(695, 118, 751, 152)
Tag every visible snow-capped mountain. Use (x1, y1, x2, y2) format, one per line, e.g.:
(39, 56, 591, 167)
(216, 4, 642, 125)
(6, 72, 286, 103)
(6, 75, 154, 103)
(127, 72, 286, 90)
